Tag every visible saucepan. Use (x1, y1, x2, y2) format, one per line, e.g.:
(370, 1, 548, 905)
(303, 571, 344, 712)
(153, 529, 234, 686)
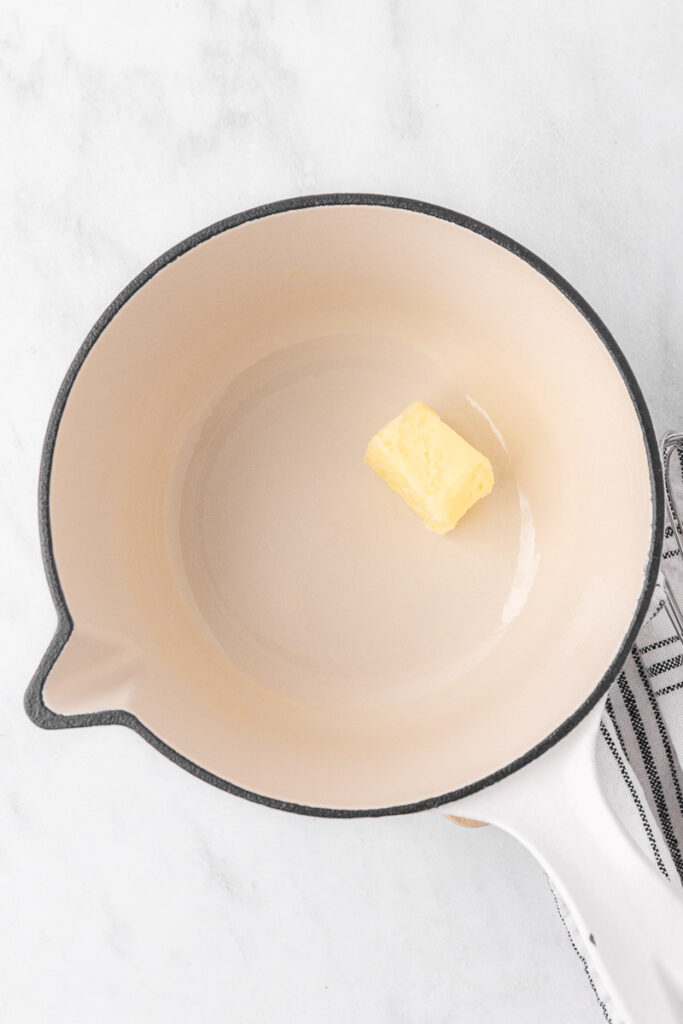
(26, 194, 683, 1022)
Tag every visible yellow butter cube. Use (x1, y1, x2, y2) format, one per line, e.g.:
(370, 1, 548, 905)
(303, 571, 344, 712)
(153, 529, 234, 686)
(364, 401, 494, 534)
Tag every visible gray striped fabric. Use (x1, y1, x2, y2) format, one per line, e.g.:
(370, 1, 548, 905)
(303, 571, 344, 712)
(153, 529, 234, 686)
(553, 434, 683, 1022)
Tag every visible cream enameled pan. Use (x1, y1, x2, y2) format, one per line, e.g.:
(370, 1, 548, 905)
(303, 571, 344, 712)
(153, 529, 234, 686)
(26, 195, 683, 1022)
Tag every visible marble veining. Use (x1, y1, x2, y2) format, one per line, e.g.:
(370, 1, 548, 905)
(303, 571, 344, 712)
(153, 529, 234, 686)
(3, 1, 683, 1021)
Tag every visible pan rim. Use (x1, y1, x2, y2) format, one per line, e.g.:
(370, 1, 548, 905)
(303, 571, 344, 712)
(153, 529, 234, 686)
(24, 192, 665, 817)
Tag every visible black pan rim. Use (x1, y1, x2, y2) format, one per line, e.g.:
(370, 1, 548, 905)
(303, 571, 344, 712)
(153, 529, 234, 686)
(24, 192, 665, 818)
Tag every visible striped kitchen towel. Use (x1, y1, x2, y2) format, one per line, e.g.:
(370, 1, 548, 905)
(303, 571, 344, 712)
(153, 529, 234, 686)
(553, 433, 683, 1022)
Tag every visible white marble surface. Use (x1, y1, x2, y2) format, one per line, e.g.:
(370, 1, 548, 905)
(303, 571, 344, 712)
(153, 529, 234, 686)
(3, 1, 683, 1021)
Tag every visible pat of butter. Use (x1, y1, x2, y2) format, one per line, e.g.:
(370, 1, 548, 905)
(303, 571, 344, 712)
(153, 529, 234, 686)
(364, 401, 494, 534)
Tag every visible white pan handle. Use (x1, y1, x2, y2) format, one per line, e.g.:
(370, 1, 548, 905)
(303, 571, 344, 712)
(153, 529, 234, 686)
(448, 704, 683, 1024)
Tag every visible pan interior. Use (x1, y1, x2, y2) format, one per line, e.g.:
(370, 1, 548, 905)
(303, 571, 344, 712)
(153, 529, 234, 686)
(44, 202, 654, 809)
